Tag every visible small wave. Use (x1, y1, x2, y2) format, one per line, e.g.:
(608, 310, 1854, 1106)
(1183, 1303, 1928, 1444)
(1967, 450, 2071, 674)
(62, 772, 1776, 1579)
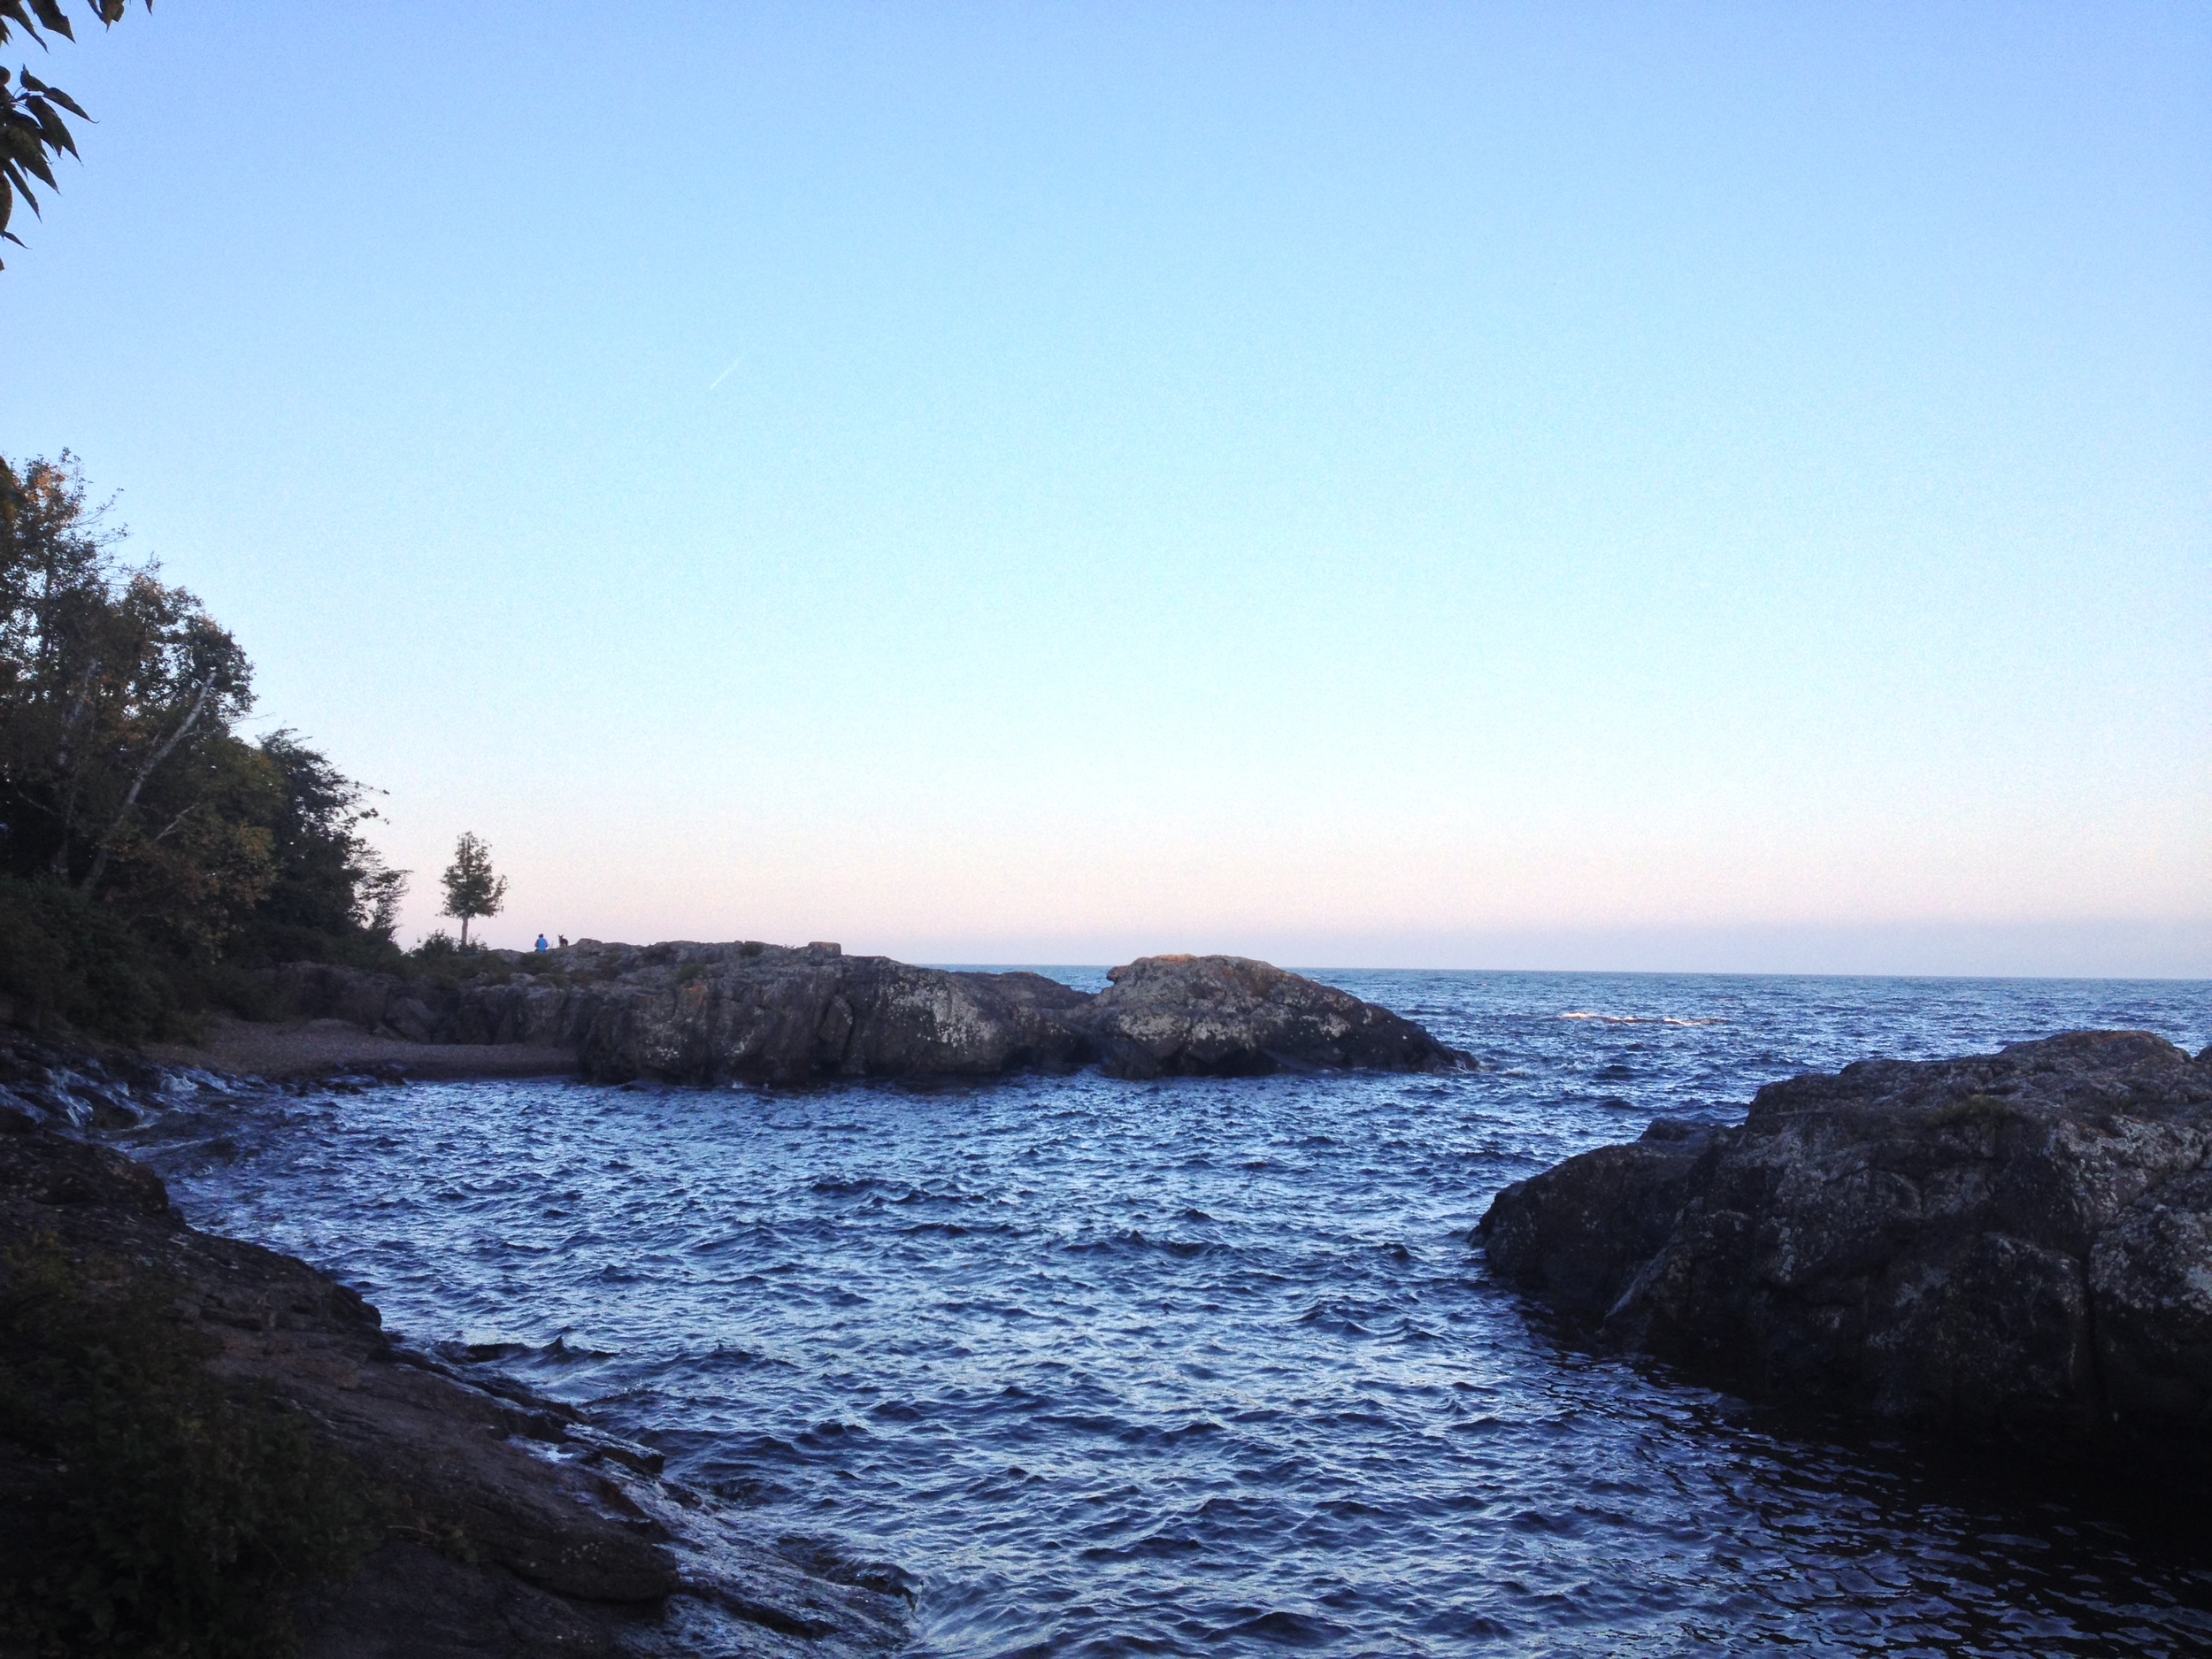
(1063, 1229, 1216, 1259)
(1295, 1302, 1377, 1337)
(809, 1176, 888, 1197)
(1210, 1609, 1348, 1647)
(1560, 1011, 1728, 1026)
(1079, 1530, 1207, 1562)
(441, 1334, 618, 1365)
(895, 1220, 1020, 1240)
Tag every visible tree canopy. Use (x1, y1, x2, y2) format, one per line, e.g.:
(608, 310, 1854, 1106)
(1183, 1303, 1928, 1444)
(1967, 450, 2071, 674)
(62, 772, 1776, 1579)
(1, 1, 150, 265)
(0, 452, 409, 1033)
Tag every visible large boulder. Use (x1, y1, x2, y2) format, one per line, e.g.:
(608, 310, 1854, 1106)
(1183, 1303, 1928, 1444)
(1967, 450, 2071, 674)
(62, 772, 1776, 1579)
(556, 942, 1094, 1086)
(1073, 954, 1469, 1079)
(1477, 1031, 2212, 1461)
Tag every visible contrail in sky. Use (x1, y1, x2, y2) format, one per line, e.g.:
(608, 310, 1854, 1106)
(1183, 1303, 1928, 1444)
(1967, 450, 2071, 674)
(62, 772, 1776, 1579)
(707, 356, 743, 391)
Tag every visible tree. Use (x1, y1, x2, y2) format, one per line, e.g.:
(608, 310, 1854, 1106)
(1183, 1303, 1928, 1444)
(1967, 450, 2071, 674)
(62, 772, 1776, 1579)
(0, 454, 257, 909)
(237, 731, 408, 960)
(0, 452, 407, 988)
(1, 2, 152, 267)
(438, 832, 506, 949)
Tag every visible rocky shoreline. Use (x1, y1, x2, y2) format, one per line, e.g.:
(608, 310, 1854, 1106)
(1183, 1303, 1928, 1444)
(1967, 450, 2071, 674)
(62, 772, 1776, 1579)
(38, 972, 2211, 1646)
(0, 949, 1468, 1655)
(230, 945, 1472, 1087)
(0, 1035, 909, 1658)
(1478, 1031, 2212, 1472)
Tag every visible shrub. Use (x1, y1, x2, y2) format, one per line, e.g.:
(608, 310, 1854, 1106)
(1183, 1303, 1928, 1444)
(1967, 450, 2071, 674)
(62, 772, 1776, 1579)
(407, 929, 469, 965)
(0, 877, 180, 1041)
(0, 1236, 385, 1657)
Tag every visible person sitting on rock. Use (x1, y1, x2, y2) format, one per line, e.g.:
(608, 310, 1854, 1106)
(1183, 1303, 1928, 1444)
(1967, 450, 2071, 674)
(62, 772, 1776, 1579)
(534, 934, 549, 952)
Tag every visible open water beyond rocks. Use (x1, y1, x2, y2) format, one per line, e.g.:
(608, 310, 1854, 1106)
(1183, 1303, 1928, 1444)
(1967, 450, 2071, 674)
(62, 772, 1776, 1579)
(133, 972, 2212, 1657)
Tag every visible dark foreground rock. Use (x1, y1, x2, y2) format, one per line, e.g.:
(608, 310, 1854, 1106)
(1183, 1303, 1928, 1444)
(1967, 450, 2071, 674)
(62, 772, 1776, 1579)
(1478, 1031, 2212, 1465)
(0, 1085, 907, 1658)
(244, 945, 1471, 1086)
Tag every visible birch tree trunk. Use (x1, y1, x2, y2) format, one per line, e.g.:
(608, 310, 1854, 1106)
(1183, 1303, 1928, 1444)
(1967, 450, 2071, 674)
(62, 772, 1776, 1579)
(80, 676, 214, 896)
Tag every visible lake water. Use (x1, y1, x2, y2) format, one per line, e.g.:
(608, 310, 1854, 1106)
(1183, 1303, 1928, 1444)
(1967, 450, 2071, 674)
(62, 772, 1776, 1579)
(135, 972, 2212, 1656)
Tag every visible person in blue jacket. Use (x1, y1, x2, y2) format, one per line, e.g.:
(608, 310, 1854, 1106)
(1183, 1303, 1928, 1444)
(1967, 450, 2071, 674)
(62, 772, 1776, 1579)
(534, 933, 549, 952)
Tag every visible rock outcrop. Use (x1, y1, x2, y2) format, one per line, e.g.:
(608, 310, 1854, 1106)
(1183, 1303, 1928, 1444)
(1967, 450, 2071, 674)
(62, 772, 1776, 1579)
(1478, 1031, 2212, 1463)
(0, 1075, 908, 1657)
(250, 944, 1471, 1087)
(1080, 954, 1461, 1079)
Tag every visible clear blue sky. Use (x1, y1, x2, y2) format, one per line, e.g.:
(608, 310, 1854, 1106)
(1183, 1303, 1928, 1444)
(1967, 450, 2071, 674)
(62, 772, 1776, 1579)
(3, 3, 2205, 973)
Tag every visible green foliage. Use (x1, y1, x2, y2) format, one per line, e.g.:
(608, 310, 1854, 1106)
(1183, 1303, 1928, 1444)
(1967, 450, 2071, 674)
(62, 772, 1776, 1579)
(400, 931, 468, 989)
(220, 732, 407, 969)
(0, 3, 151, 267)
(0, 454, 410, 1032)
(437, 831, 507, 949)
(0, 872, 177, 1039)
(0, 1234, 385, 1657)
(407, 933, 542, 992)
(0, 454, 258, 910)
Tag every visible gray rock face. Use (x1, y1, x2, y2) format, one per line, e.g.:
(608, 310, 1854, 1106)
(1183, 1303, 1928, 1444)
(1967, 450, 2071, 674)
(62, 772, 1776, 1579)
(1079, 954, 1465, 1079)
(257, 946, 1471, 1087)
(1478, 1032, 2212, 1459)
(569, 947, 1099, 1086)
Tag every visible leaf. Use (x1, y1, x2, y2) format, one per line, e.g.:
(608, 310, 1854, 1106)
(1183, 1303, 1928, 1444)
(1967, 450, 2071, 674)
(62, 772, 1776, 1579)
(26, 97, 73, 156)
(1, 157, 42, 214)
(21, 71, 86, 119)
(27, 1, 72, 42)
(0, 126, 53, 185)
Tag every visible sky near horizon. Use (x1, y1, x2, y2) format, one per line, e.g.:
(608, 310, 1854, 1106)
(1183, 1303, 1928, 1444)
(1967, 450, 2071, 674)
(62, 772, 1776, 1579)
(2, 3, 2206, 974)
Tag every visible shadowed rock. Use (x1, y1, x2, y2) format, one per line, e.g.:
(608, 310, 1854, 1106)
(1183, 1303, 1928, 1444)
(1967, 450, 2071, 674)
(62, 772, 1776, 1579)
(0, 1090, 908, 1656)
(1477, 1031, 2212, 1463)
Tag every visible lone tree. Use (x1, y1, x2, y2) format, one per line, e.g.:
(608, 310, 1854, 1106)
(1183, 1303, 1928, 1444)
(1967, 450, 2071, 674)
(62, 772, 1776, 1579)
(438, 831, 507, 949)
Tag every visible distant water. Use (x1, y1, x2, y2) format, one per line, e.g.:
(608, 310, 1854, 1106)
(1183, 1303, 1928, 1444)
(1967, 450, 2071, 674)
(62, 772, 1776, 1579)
(137, 973, 2212, 1656)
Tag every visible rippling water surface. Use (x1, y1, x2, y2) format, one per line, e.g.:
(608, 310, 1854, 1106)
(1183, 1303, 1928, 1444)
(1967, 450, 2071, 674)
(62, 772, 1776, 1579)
(138, 972, 2212, 1656)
